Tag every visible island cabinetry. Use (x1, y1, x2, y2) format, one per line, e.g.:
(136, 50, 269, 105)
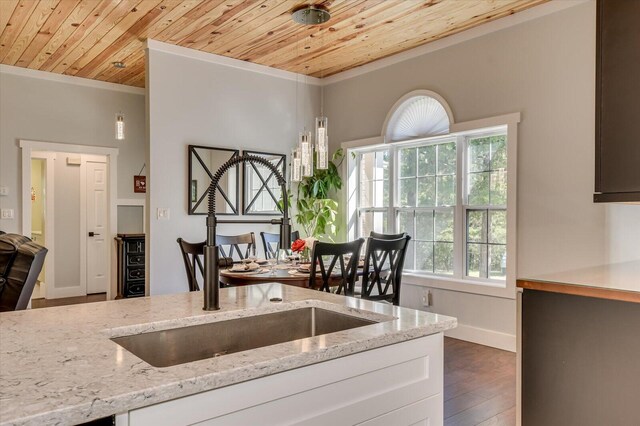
(122, 334, 443, 426)
(520, 288, 640, 425)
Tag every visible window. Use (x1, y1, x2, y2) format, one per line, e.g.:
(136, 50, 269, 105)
(356, 149, 390, 237)
(350, 129, 512, 288)
(465, 135, 507, 280)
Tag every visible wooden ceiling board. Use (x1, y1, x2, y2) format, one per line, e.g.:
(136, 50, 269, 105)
(0, 0, 550, 88)
(0, 1, 20, 36)
(23, 0, 101, 69)
(228, 0, 377, 65)
(0, 0, 40, 62)
(317, 0, 547, 76)
(44, 0, 140, 73)
(253, 0, 435, 74)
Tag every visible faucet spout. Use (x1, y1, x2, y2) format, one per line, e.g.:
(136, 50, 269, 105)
(203, 154, 291, 311)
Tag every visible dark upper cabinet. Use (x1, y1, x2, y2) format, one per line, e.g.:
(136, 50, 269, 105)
(594, 0, 640, 203)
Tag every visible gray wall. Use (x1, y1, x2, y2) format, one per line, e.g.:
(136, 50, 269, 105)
(147, 48, 320, 295)
(324, 0, 638, 345)
(0, 71, 146, 234)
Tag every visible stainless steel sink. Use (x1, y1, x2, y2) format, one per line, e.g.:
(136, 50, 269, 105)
(111, 307, 377, 367)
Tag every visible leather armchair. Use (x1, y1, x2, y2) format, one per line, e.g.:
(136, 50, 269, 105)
(0, 234, 48, 312)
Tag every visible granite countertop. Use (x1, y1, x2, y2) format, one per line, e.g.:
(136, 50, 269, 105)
(0, 284, 456, 425)
(517, 260, 640, 302)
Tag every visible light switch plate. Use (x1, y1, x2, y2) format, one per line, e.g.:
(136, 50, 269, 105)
(1, 209, 14, 219)
(156, 208, 170, 220)
(0, 187, 8, 196)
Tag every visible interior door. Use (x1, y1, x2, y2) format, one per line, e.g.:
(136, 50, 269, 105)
(86, 161, 108, 294)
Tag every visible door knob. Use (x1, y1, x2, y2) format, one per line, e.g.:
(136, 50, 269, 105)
(88, 232, 101, 237)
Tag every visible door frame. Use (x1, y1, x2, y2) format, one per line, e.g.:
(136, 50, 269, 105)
(20, 140, 119, 300)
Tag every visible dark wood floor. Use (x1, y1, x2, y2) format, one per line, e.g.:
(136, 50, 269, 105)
(31, 293, 107, 309)
(444, 337, 516, 426)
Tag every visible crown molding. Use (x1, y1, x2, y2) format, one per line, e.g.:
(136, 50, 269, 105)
(146, 39, 323, 86)
(322, 0, 591, 85)
(0, 64, 145, 95)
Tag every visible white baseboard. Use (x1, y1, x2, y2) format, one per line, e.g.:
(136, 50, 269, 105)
(445, 323, 516, 352)
(47, 286, 85, 299)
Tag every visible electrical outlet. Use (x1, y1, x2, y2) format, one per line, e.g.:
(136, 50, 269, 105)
(156, 208, 170, 220)
(1, 209, 14, 219)
(422, 289, 432, 307)
(0, 187, 8, 196)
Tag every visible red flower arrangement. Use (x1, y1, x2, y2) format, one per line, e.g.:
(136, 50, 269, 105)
(291, 238, 306, 253)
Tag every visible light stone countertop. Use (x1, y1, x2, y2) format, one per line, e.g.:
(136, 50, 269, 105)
(0, 283, 457, 426)
(519, 260, 640, 296)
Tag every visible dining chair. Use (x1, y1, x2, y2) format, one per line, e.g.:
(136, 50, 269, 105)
(176, 238, 205, 292)
(369, 231, 407, 240)
(360, 235, 411, 306)
(260, 230, 300, 259)
(309, 239, 365, 295)
(0, 233, 48, 312)
(217, 232, 256, 261)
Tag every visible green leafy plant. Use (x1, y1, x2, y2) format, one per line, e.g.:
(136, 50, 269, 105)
(293, 148, 345, 240)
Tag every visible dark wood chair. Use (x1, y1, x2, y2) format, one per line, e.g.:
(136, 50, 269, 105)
(370, 231, 406, 240)
(309, 239, 365, 295)
(177, 238, 205, 292)
(360, 235, 411, 306)
(217, 232, 256, 261)
(260, 230, 300, 259)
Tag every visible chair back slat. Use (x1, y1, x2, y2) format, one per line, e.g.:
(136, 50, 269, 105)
(361, 235, 411, 306)
(217, 233, 256, 261)
(309, 239, 364, 295)
(177, 238, 204, 292)
(260, 231, 300, 259)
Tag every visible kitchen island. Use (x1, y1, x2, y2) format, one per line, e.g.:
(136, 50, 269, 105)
(0, 284, 456, 425)
(517, 261, 640, 425)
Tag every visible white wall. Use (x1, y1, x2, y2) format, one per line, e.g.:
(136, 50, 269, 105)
(606, 204, 640, 264)
(0, 70, 146, 234)
(146, 46, 320, 295)
(324, 0, 638, 349)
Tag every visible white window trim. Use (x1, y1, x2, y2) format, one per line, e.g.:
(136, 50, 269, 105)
(343, 112, 519, 300)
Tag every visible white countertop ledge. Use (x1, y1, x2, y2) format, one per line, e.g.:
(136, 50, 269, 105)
(0, 284, 456, 425)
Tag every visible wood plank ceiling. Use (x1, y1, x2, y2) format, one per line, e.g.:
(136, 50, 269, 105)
(0, 0, 548, 88)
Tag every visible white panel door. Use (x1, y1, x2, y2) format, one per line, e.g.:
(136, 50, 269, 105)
(86, 161, 108, 294)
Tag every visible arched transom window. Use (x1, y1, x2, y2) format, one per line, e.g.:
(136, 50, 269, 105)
(383, 90, 454, 143)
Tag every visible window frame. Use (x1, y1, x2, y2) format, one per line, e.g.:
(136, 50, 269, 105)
(344, 113, 519, 299)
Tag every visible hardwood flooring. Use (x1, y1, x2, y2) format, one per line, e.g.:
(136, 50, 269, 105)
(31, 293, 107, 309)
(444, 337, 516, 426)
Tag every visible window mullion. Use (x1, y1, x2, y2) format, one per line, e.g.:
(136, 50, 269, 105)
(453, 135, 465, 279)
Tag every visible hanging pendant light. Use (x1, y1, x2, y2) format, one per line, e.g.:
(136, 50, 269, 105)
(291, 147, 302, 182)
(291, 5, 331, 177)
(113, 61, 126, 141)
(115, 112, 125, 140)
(315, 116, 328, 170)
(300, 131, 313, 177)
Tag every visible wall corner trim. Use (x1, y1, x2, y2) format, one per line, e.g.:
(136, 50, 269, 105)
(0, 64, 145, 95)
(146, 39, 323, 86)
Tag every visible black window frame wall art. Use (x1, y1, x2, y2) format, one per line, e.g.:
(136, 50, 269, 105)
(242, 150, 287, 216)
(188, 145, 240, 216)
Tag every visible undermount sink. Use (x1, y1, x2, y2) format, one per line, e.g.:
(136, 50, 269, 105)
(111, 307, 377, 367)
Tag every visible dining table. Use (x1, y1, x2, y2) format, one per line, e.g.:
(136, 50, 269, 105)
(219, 265, 314, 288)
(218, 258, 374, 290)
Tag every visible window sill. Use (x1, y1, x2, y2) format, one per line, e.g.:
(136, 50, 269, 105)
(402, 272, 516, 299)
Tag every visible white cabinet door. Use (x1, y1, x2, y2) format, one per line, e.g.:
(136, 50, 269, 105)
(127, 333, 444, 426)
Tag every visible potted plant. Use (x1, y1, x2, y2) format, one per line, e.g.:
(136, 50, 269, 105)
(292, 148, 345, 241)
